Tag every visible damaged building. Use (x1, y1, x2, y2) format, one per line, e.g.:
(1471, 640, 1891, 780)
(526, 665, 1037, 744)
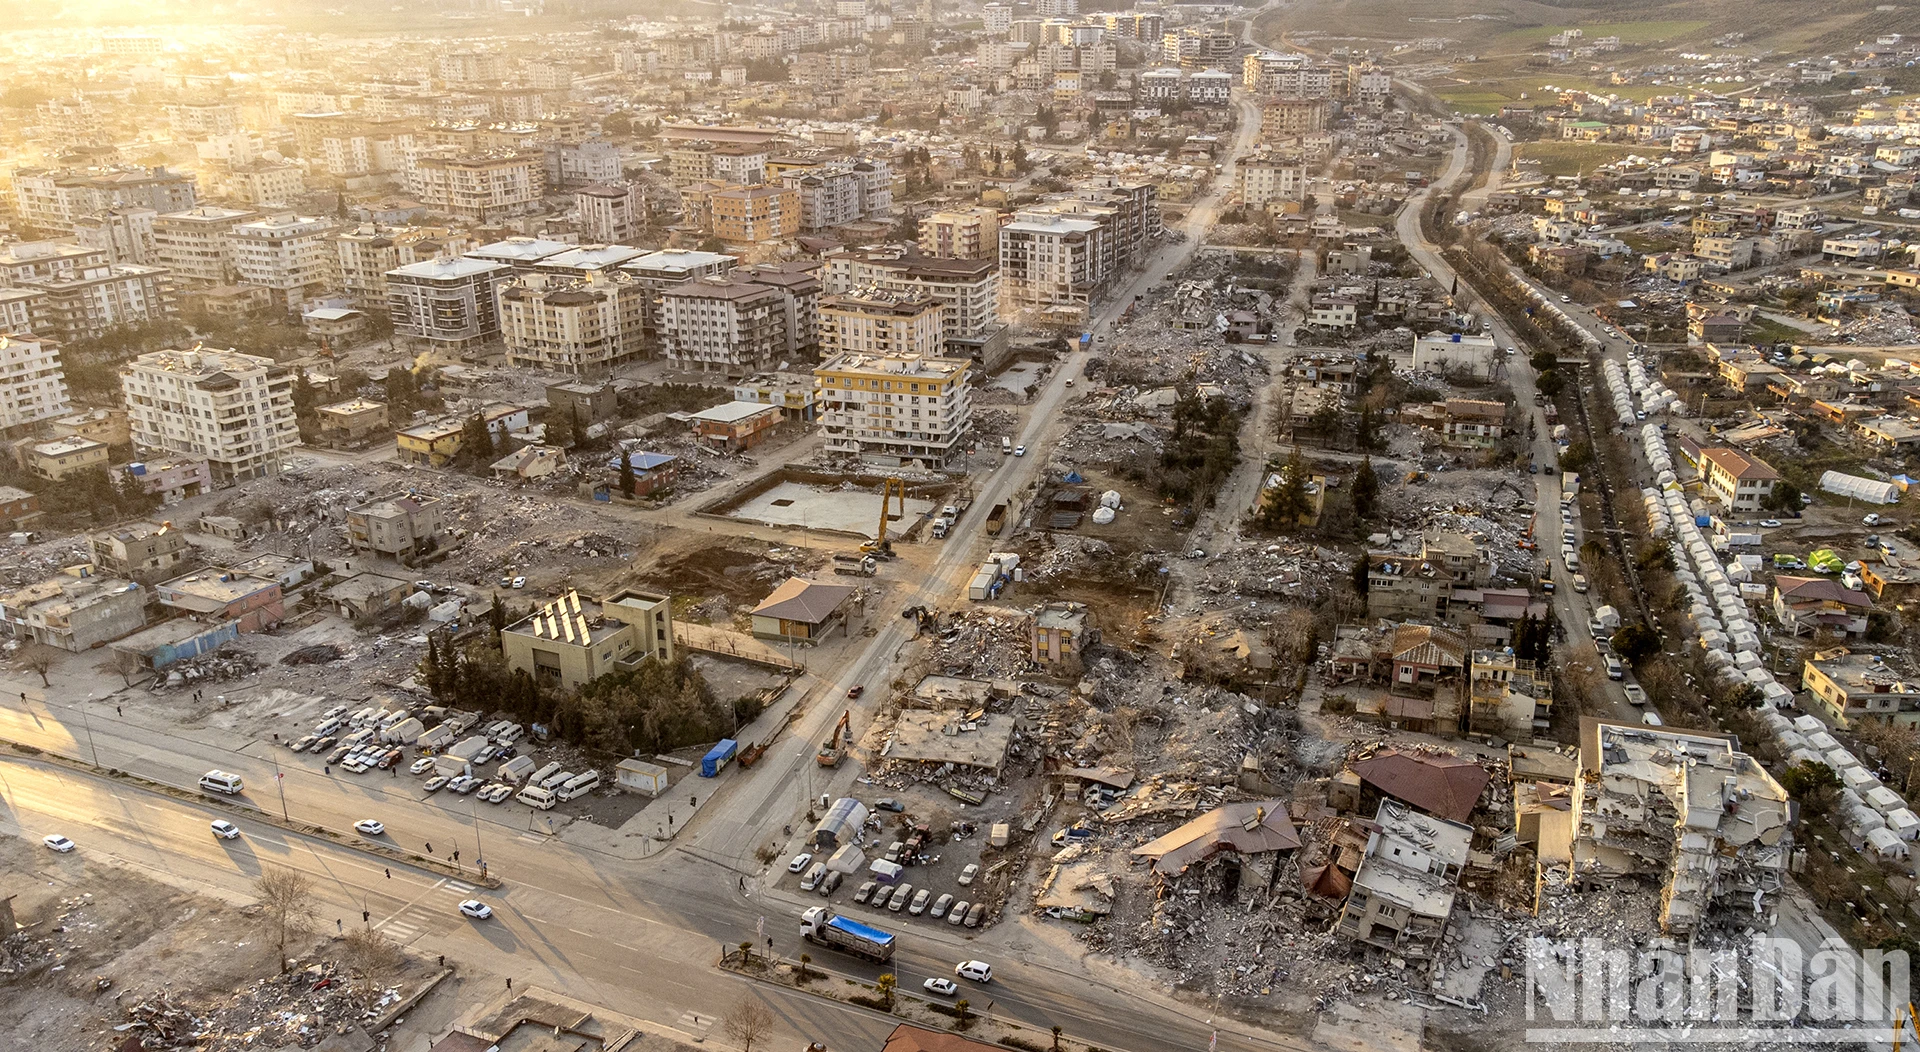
(1335, 800, 1472, 960)
(1569, 719, 1791, 934)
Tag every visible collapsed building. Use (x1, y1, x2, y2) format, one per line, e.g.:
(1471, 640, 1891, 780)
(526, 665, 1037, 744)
(1568, 719, 1791, 933)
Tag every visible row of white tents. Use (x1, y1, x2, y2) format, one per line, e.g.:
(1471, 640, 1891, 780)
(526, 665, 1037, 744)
(1603, 353, 1917, 861)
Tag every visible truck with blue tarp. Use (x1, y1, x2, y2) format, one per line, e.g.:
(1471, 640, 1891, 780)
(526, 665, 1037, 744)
(800, 906, 896, 963)
(700, 738, 738, 777)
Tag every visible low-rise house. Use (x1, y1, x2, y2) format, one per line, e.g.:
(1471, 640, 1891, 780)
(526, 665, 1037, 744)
(1801, 647, 1920, 728)
(1349, 749, 1489, 824)
(1031, 601, 1093, 671)
(155, 569, 284, 632)
(1699, 447, 1779, 513)
(346, 492, 445, 560)
(1773, 575, 1873, 637)
(604, 451, 680, 497)
(750, 577, 855, 642)
(1132, 799, 1300, 876)
(490, 445, 567, 481)
(322, 570, 416, 620)
(1469, 648, 1553, 738)
(1335, 800, 1471, 959)
(0, 485, 40, 528)
(315, 398, 390, 447)
(116, 458, 211, 505)
(0, 572, 145, 651)
(688, 399, 782, 451)
(25, 436, 107, 480)
(90, 521, 190, 577)
(501, 588, 674, 691)
(1854, 416, 1920, 452)
(1388, 623, 1468, 697)
(1439, 399, 1507, 446)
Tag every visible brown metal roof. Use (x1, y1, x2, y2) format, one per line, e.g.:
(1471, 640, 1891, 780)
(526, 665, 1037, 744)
(1351, 750, 1489, 824)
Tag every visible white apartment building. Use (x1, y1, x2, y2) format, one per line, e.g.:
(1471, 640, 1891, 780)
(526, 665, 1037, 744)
(1238, 160, 1307, 206)
(229, 162, 307, 208)
(12, 167, 198, 235)
(999, 213, 1103, 316)
(814, 351, 973, 467)
(165, 102, 241, 138)
(153, 206, 260, 285)
(659, 279, 791, 378)
(575, 184, 646, 244)
(230, 215, 337, 313)
(621, 248, 738, 335)
(983, 2, 1012, 32)
(30, 263, 172, 343)
(120, 348, 298, 482)
(332, 225, 471, 310)
(73, 207, 157, 265)
(820, 247, 1002, 355)
(386, 256, 513, 355)
(778, 160, 893, 233)
(409, 153, 545, 222)
(545, 140, 622, 191)
(0, 335, 71, 434)
(497, 271, 648, 376)
(920, 207, 1001, 260)
(820, 289, 944, 361)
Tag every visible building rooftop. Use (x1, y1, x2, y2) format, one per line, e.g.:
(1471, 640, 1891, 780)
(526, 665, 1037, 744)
(504, 590, 627, 648)
(1700, 446, 1781, 481)
(1131, 799, 1300, 875)
(388, 256, 509, 280)
(317, 398, 387, 416)
(690, 399, 782, 425)
(158, 570, 278, 611)
(1350, 801, 1472, 916)
(537, 245, 646, 272)
(816, 351, 969, 379)
(33, 436, 105, 457)
(623, 248, 736, 275)
(467, 238, 572, 264)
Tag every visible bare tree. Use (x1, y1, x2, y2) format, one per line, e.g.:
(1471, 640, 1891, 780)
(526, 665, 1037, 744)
(341, 928, 403, 996)
(100, 648, 144, 688)
(19, 643, 56, 687)
(721, 997, 776, 1052)
(254, 868, 316, 973)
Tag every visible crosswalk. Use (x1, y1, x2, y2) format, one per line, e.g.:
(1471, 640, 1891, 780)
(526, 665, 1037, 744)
(375, 877, 477, 943)
(673, 1010, 715, 1040)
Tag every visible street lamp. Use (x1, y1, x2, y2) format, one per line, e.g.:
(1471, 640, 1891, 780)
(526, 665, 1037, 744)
(79, 691, 100, 767)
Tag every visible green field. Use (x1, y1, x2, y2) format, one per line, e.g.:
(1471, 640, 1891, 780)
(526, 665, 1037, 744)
(1513, 141, 1648, 177)
(1484, 20, 1710, 53)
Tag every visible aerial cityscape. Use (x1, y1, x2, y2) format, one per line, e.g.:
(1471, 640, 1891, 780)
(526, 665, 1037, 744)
(0, 0, 1918, 1049)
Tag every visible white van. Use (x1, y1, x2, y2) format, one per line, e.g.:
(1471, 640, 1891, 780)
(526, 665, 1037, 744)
(495, 723, 524, 745)
(486, 720, 511, 737)
(516, 785, 558, 810)
(557, 771, 600, 800)
(541, 769, 577, 791)
(1001, 437, 1013, 454)
(199, 770, 244, 795)
(1605, 655, 1624, 681)
(530, 761, 563, 787)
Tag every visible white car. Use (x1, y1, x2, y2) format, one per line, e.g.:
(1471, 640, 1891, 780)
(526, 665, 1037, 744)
(1864, 514, 1882, 527)
(458, 900, 493, 920)
(923, 978, 958, 997)
(788, 852, 814, 873)
(409, 757, 437, 775)
(354, 819, 385, 836)
(955, 960, 993, 983)
(43, 834, 75, 853)
(1013, 445, 1026, 457)
(957, 863, 979, 886)
(423, 776, 450, 793)
(1759, 519, 1782, 529)
(210, 820, 241, 840)
(511, 576, 527, 589)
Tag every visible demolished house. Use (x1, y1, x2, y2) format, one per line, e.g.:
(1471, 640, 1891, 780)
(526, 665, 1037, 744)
(1346, 748, 1490, 824)
(1335, 800, 1472, 960)
(1130, 799, 1301, 877)
(1569, 719, 1791, 933)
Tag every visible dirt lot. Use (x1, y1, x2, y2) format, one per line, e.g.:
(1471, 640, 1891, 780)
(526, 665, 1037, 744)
(0, 831, 439, 1052)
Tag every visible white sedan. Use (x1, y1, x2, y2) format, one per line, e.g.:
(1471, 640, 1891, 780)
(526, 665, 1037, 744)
(923, 978, 958, 997)
(458, 900, 493, 920)
(409, 757, 437, 775)
(43, 834, 75, 853)
(788, 852, 814, 873)
(353, 819, 386, 837)
(210, 820, 241, 840)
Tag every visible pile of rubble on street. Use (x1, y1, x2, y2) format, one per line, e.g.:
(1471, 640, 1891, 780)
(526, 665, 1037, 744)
(121, 962, 404, 1052)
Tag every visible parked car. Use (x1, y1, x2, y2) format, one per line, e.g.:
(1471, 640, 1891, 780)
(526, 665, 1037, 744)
(888, 883, 914, 911)
(43, 834, 75, 853)
(423, 776, 450, 793)
(908, 888, 932, 915)
(377, 749, 404, 769)
(1760, 519, 1782, 529)
(410, 757, 437, 775)
(874, 798, 905, 813)
(327, 746, 352, 765)
(853, 881, 878, 904)
(957, 864, 979, 886)
(291, 735, 319, 753)
(818, 871, 844, 896)
(799, 863, 827, 892)
(947, 900, 971, 925)
(788, 852, 814, 873)
(871, 885, 897, 910)
(964, 903, 986, 928)
(930, 893, 954, 919)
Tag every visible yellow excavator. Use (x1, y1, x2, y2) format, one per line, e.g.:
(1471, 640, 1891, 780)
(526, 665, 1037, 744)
(859, 477, 907, 556)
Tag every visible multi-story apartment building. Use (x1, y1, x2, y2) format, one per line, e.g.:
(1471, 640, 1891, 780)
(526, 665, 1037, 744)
(439, 51, 509, 84)
(575, 184, 646, 244)
(710, 184, 801, 244)
(919, 207, 1001, 260)
(659, 278, 791, 377)
(152, 206, 259, 285)
(621, 248, 737, 336)
(34, 98, 109, 151)
(1238, 159, 1308, 206)
(999, 212, 1102, 316)
(545, 139, 622, 191)
(983, 2, 1012, 32)
(228, 161, 307, 208)
(668, 141, 772, 187)
(331, 225, 471, 309)
(12, 167, 197, 235)
(777, 159, 893, 232)
(0, 241, 105, 285)
(820, 246, 1002, 359)
(1264, 96, 1330, 140)
(409, 152, 545, 222)
(820, 289, 944, 362)
(165, 102, 240, 138)
(120, 347, 298, 482)
(814, 350, 973, 467)
(27, 262, 173, 343)
(1162, 27, 1236, 69)
(386, 255, 513, 355)
(72, 207, 157, 265)
(345, 492, 446, 559)
(738, 262, 822, 360)
(0, 290, 44, 335)
(497, 271, 648, 376)
(0, 334, 70, 434)
(1243, 51, 1335, 96)
(231, 214, 337, 313)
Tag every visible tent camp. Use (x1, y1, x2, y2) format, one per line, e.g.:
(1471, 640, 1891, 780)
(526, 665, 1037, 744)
(1820, 470, 1900, 505)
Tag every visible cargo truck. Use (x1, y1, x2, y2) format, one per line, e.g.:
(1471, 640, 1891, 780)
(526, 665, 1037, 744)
(700, 738, 738, 777)
(984, 502, 1008, 536)
(800, 906, 896, 964)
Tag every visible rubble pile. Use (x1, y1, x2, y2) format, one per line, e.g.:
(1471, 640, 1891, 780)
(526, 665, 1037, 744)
(187, 961, 400, 1052)
(0, 535, 94, 590)
(930, 610, 1040, 679)
(1190, 541, 1346, 604)
(1020, 535, 1121, 584)
(1053, 420, 1167, 466)
(156, 649, 264, 691)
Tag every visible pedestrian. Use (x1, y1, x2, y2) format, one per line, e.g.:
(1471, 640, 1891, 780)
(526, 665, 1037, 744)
(506, 978, 512, 991)
(273, 732, 279, 741)
(452, 850, 459, 862)
(384, 868, 391, 879)
(116, 705, 122, 716)
(438, 955, 445, 967)
(336, 919, 343, 933)
(738, 876, 745, 891)
(426, 842, 432, 854)
(766, 937, 773, 951)
(324, 765, 330, 775)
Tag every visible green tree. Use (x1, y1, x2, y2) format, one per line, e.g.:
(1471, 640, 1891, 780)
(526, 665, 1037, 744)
(459, 413, 493, 469)
(544, 404, 574, 449)
(1351, 554, 1370, 596)
(1561, 439, 1593, 472)
(618, 451, 636, 498)
(1351, 456, 1379, 520)
(875, 972, 897, 1010)
(1610, 622, 1660, 665)
(1536, 370, 1565, 398)
(1779, 760, 1841, 809)
(1765, 479, 1803, 512)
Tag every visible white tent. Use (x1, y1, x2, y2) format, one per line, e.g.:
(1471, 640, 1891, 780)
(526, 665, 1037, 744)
(1792, 714, 1825, 734)
(1867, 785, 1907, 816)
(1827, 748, 1865, 771)
(1889, 808, 1920, 842)
(1868, 826, 1909, 860)
(1851, 806, 1889, 834)
(1808, 731, 1842, 752)
(1819, 470, 1900, 505)
(1761, 682, 1794, 708)
(1843, 765, 1882, 794)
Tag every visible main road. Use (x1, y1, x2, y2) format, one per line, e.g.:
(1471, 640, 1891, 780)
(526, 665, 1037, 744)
(0, 83, 1310, 1052)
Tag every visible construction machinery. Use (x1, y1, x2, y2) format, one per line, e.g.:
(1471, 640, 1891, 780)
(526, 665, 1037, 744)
(860, 478, 908, 556)
(816, 709, 852, 767)
(1895, 1003, 1919, 1050)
